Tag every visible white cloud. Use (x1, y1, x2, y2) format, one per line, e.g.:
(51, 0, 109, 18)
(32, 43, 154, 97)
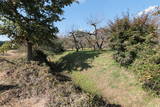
(77, 0, 87, 3)
(78, 28, 84, 31)
(138, 6, 158, 16)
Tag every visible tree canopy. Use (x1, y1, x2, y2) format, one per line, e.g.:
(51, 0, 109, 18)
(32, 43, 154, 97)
(0, 0, 75, 60)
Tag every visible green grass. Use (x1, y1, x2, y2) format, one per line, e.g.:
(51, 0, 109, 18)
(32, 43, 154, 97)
(51, 50, 160, 107)
(71, 72, 99, 95)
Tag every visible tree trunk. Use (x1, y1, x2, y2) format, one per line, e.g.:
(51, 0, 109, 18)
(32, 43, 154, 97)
(79, 42, 84, 50)
(76, 46, 79, 52)
(99, 40, 104, 50)
(27, 42, 33, 61)
(93, 45, 96, 51)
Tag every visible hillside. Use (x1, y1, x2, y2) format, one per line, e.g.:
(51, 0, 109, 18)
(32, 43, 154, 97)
(52, 50, 160, 107)
(0, 51, 116, 107)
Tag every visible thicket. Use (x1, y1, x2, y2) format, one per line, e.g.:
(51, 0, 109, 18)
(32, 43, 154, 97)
(108, 14, 160, 95)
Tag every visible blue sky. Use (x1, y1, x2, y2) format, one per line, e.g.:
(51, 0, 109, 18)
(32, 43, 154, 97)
(0, 0, 160, 41)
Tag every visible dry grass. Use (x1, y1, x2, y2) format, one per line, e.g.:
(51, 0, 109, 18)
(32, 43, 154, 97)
(0, 50, 25, 60)
(0, 51, 109, 107)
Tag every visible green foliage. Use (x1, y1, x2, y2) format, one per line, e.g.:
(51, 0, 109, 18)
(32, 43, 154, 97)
(109, 15, 158, 66)
(0, 41, 5, 46)
(0, 0, 75, 60)
(0, 0, 75, 45)
(40, 38, 65, 54)
(109, 14, 160, 95)
(32, 50, 48, 64)
(0, 42, 11, 54)
(131, 45, 160, 95)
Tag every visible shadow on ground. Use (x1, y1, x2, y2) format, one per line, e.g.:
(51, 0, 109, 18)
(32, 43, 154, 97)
(48, 50, 122, 107)
(51, 51, 102, 72)
(106, 104, 121, 107)
(0, 85, 18, 92)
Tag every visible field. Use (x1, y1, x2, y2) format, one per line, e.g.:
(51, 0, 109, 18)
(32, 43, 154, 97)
(51, 50, 160, 107)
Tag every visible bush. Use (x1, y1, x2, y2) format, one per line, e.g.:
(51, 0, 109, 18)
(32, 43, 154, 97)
(108, 14, 160, 95)
(108, 15, 158, 66)
(0, 41, 4, 46)
(131, 45, 160, 95)
(32, 50, 48, 64)
(0, 42, 11, 54)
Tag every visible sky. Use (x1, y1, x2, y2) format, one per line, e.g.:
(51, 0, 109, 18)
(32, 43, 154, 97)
(0, 0, 160, 41)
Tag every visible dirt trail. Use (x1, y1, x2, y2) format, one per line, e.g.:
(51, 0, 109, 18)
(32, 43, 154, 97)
(0, 50, 25, 60)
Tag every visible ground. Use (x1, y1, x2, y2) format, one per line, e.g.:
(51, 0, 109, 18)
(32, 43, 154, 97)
(0, 49, 160, 107)
(0, 50, 114, 107)
(0, 50, 25, 60)
(0, 54, 47, 107)
(52, 50, 160, 107)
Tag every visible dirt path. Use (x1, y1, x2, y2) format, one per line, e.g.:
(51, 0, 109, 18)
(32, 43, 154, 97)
(0, 50, 25, 60)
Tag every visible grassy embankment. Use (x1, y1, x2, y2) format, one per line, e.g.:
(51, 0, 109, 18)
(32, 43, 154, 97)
(51, 50, 160, 107)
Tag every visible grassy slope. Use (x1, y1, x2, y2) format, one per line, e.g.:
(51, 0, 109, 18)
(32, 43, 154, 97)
(52, 50, 160, 107)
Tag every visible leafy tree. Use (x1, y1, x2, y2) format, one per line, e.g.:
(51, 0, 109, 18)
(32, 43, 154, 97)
(0, 0, 75, 61)
(39, 38, 65, 54)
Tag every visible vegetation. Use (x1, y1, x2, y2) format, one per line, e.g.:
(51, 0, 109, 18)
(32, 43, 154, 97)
(131, 45, 160, 95)
(0, 41, 4, 46)
(0, 0, 75, 61)
(0, 42, 11, 54)
(52, 50, 160, 107)
(107, 14, 160, 95)
(108, 14, 158, 66)
(0, 1, 160, 107)
(0, 58, 108, 107)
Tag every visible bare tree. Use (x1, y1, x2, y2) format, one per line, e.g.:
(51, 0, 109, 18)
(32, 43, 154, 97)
(87, 16, 106, 50)
(84, 33, 96, 50)
(69, 31, 80, 52)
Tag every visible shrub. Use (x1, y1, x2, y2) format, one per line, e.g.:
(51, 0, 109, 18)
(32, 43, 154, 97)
(108, 14, 158, 66)
(32, 50, 48, 64)
(108, 14, 160, 95)
(0, 41, 4, 46)
(131, 45, 160, 95)
(0, 42, 11, 54)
